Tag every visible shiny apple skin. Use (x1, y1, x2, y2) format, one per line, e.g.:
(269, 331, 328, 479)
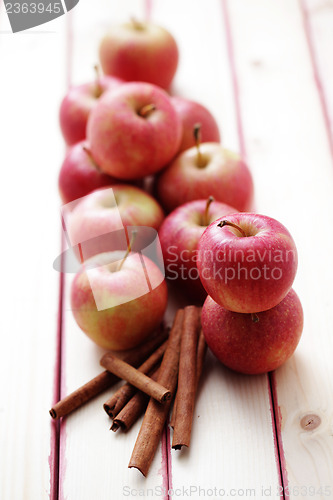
(156, 143, 253, 213)
(66, 184, 165, 258)
(59, 76, 123, 146)
(58, 141, 117, 204)
(71, 252, 168, 350)
(87, 82, 182, 180)
(171, 96, 220, 153)
(202, 289, 303, 374)
(197, 213, 298, 313)
(99, 22, 179, 90)
(158, 199, 237, 302)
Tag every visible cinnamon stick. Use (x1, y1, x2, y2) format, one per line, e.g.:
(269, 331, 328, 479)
(170, 392, 178, 429)
(103, 341, 167, 418)
(100, 354, 171, 403)
(49, 371, 119, 420)
(170, 326, 207, 429)
(171, 327, 207, 429)
(172, 330, 207, 427)
(172, 306, 201, 449)
(49, 329, 168, 419)
(196, 329, 208, 384)
(111, 368, 159, 432)
(128, 309, 184, 476)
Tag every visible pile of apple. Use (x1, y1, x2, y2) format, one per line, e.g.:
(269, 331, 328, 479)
(58, 19, 303, 375)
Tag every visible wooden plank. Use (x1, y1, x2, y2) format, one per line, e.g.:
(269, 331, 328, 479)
(58, 1, 168, 499)
(301, 0, 333, 156)
(226, 0, 333, 497)
(153, 0, 281, 496)
(59, 276, 169, 500)
(0, 10, 67, 500)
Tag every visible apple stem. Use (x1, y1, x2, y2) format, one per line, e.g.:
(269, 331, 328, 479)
(82, 145, 92, 157)
(131, 17, 145, 30)
(194, 123, 205, 168)
(251, 313, 259, 323)
(93, 64, 103, 98)
(82, 145, 101, 171)
(217, 220, 247, 238)
(203, 196, 215, 226)
(138, 104, 156, 118)
(117, 229, 138, 272)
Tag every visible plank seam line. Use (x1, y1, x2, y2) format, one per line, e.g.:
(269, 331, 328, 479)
(144, 4, 171, 495)
(221, 0, 287, 495)
(143, 2, 172, 496)
(58, 12, 74, 500)
(299, 0, 333, 161)
(144, 0, 153, 22)
(220, 0, 246, 159)
(166, 422, 173, 500)
(50, 9, 74, 500)
(50, 233, 65, 500)
(269, 373, 287, 500)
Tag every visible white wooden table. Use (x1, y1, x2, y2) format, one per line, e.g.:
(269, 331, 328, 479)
(1, 1, 333, 499)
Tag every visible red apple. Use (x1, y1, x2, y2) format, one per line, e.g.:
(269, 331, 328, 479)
(171, 96, 220, 152)
(197, 213, 298, 313)
(71, 250, 168, 350)
(59, 74, 123, 145)
(63, 185, 165, 260)
(201, 289, 303, 374)
(158, 197, 237, 302)
(99, 20, 179, 90)
(156, 141, 253, 213)
(58, 141, 117, 204)
(87, 82, 182, 180)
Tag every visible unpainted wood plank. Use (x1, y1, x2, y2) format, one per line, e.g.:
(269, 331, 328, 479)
(226, 0, 333, 497)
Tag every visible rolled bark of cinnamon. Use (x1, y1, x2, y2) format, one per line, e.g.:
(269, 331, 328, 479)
(49, 329, 168, 419)
(128, 309, 184, 477)
(49, 371, 119, 420)
(173, 329, 207, 429)
(172, 306, 201, 449)
(170, 329, 207, 428)
(103, 341, 167, 418)
(100, 354, 171, 403)
(111, 368, 160, 432)
(169, 389, 178, 429)
(170, 328, 207, 428)
(196, 329, 208, 385)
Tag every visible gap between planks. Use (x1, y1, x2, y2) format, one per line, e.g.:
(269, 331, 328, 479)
(224, 0, 333, 497)
(53, 2, 169, 499)
(221, 1, 287, 497)
(48, 0, 330, 496)
(49, 10, 74, 500)
(298, 0, 333, 160)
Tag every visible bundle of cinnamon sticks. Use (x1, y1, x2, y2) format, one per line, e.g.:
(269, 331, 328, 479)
(49, 305, 206, 477)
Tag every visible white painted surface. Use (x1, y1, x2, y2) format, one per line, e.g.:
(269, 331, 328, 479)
(60, 276, 168, 500)
(0, 8, 67, 500)
(59, 2, 168, 499)
(1, 0, 333, 498)
(155, 0, 281, 497)
(303, 0, 333, 148)
(226, 0, 333, 497)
